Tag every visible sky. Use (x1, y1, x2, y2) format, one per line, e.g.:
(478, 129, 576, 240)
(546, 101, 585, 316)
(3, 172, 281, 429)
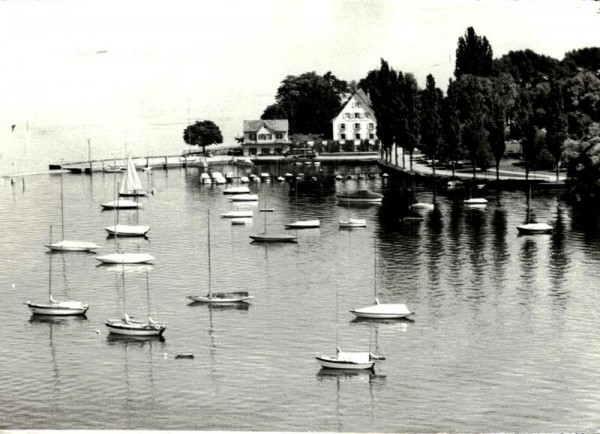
(1, 0, 599, 171)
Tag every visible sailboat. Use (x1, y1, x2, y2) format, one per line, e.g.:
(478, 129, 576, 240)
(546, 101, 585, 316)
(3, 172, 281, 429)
(187, 210, 254, 303)
(119, 156, 147, 197)
(104, 182, 150, 237)
(338, 188, 367, 228)
(45, 172, 100, 252)
(95, 246, 155, 264)
(285, 179, 320, 229)
(350, 239, 414, 319)
(517, 183, 553, 235)
(316, 287, 385, 370)
(105, 268, 166, 336)
(27, 226, 90, 315)
(249, 188, 297, 243)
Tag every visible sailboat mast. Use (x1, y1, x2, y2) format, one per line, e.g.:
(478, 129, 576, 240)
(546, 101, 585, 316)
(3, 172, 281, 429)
(373, 239, 377, 300)
(49, 225, 53, 300)
(263, 190, 268, 234)
(146, 269, 151, 320)
(207, 210, 212, 297)
(121, 260, 126, 318)
(60, 172, 65, 240)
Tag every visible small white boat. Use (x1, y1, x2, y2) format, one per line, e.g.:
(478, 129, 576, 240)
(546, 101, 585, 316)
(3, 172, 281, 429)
(285, 219, 320, 229)
(119, 156, 147, 197)
(223, 186, 250, 195)
(104, 165, 123, 173)
(277, 176, 285, 182)
(175, 352, 195, 359)
(95, 252, 155, 264)
(260, 173, 270, 181)
(464, 198, 488, 205)
(230, 194, 259, 202)
(350, 241, 413, 320)
(213, 176, 227, 185)
(100, 199, 142, 210)
(200, 173, 212, 184)
(45, 240, 100, 252)
(249, 234, 297, 243)
(106, 270, 166, 337)
(106, 314, 166, 337)
(240, 176, 250, 184)
(221, 210, 253, 218)
(188, 211, 254, 304)
(336, 189, 383, 203)
(231, 218, 252, 225)
(350, 298, 414, 319)
(105, 224, 150, 237)
(316, 347, 383, 370)
(47, 173, 99, 252)
(517, 222, 553, 234)
(410, 203, 434, 211)
(28, 226, 90, 316)
(338, 218, 367, 228)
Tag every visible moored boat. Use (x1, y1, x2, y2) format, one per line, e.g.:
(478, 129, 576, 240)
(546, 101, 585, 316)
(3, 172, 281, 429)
(338, 218, 367, 228)
(316, 348, 383, 370)
(285, 219, 320, 229)
(336, 189, 383, 203)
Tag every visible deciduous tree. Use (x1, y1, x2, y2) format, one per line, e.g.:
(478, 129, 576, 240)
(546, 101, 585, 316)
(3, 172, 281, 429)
(183, 120, 223, 155)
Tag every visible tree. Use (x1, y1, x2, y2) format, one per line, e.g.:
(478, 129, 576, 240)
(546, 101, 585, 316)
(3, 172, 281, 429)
(419, 74, 443, 175)
(261, 71, 348, 139)
(513, 88, 541, 180)
(488, 73, 517, 180)
(546, 79, 568, 181)
(183, 120, 223, 155)
(454, 27, 494, 79)
(441, 79, 462, 177)
(395, 72, 420, 169)
(361, 60, 398, 163)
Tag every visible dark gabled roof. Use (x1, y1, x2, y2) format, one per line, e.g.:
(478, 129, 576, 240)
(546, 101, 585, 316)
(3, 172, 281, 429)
(355, 88, 373, 108)
(243, 119, 288, 133)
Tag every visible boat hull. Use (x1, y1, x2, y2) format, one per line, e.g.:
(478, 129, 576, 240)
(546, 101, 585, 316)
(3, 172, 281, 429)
(95, 253, 155, 264)
(350, 303, 413, 319)
(221, 211, 253, 218)
(100, 200, 142, 210)
(315, 356, 375, 370)
(187, 293, 254, 303)
(285, 220, 320, 229)
(105, 321, 165, 336)
(45, 240, 100, 252)
(339, 219, 367, 228)
(517, 223, 553, 234)
(27, 302, 89, 316)
(249, 234, 297, 243)
(104, 225, 150, 237)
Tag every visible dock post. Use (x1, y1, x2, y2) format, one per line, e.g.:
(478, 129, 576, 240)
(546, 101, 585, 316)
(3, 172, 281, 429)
(164, 156, 168, 172)
(146, 157, 149, 170)
(88, 139, 92, 175)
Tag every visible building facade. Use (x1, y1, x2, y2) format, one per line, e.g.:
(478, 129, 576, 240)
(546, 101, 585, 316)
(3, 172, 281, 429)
(242, 119, 290, 157)
(331, 89, 377, 145)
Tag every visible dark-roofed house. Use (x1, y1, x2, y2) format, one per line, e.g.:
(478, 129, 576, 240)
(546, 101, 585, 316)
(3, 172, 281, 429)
(242, 119, 290, 157)
(331, 89, 377, 147)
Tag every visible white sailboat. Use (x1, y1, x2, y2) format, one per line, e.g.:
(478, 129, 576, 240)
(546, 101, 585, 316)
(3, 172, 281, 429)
(45, 172, 100, 252)
(105, 268, 166, 337)
(517, 183, 553, 235)
(27, 226, 90, 316)
(187, 210, 254, 303)
(96, 247, 155, 265)
(249, 191, 297, 243)
(104, 182, 150, 237)
(119, 156, 147, 197)
(350, 240, 414, 319)
(316, 287, 385, 371)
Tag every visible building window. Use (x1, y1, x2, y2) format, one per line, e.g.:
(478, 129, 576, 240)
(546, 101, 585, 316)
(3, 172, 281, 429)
(340, 133, 346, 140)
(275, 133, 283, 140)
(354, 113, 361, 119)
(354, 123, 360, 130)
(249, 147, 257, 155)
(258, 134, 272, 141)
(368, 123, 374, 130)
(365, 113, 371, 118)
(369, 133, 375, 139)
(249, 133, 257, 141)
(345, 113, 352, 119)
(340, 123, 346, 130)
(355, 133, 361, 140)
(275, 147, 282, 154)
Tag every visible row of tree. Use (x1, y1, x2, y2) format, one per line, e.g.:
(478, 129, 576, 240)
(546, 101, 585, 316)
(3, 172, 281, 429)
(259, 27, 600, 186)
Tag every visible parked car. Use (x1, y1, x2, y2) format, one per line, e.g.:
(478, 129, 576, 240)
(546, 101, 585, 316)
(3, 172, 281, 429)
(284, 148, 318, 159)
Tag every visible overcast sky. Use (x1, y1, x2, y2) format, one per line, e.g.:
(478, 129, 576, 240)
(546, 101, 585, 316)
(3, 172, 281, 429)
(1, 0, 599, 139)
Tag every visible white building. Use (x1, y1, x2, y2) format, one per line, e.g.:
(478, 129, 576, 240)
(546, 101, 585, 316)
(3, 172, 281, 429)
(242, 119, 290, 157)
(331, 89, 377, 145)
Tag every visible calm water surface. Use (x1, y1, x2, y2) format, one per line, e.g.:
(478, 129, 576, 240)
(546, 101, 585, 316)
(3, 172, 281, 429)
(1, 163, 600, 432)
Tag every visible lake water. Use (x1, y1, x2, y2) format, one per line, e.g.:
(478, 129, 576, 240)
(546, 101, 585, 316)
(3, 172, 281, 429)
(1, 162, 600, 432)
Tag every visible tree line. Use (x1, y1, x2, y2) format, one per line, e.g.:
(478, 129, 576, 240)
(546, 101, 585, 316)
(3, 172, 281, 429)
(260, 27, 600, 195)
